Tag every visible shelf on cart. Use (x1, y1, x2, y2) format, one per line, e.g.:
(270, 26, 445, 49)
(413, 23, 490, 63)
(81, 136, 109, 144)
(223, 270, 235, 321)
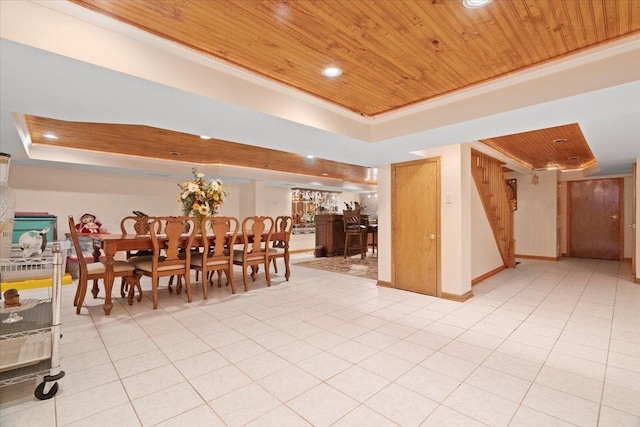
(0, 301, 53, 335)
(0, 301, 54, 378)
(0, 359, 51, 384)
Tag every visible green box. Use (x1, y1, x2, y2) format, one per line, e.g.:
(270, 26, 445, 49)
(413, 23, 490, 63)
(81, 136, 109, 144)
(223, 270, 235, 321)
(12, 216, 58, 244)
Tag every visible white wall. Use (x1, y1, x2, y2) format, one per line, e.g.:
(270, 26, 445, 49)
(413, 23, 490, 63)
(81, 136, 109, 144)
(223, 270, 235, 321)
(510, 169, 558, 258)
(471, 178, 504, 279)
(9, 164, 355, 252)
(558, 182, 568, 255)
(337, 192, 360, 211)
(636, 158, 639, 282)
(378, 165, 391, 283)
(359, 193, 379, 218)
(12, 165, 196, 237)
(624, 175, 634, 259)
(260, 184, 291, 220)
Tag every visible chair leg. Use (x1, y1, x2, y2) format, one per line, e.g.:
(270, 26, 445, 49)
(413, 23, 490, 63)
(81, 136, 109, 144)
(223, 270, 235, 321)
(264, 261, 271, 287)
(227, 268, 236, 294)
(176, 275, 183, 294)
(344, 234, 349, 258)
(201, 268, 208, 300)
(73, 280, 82, 307)
(372, 230, 377, 254)
(284, 252, 290, 281)
(216, 270, 223, 287)
(126, 275, 142, 305)
(75, 278, 88, 315)
(242, 266, 249, 292)
(120, 276, 127, 298)
(91, 280, 99, 298)
(184, 273, 192, 303)
(272, 258, 278, 273)
(360, 231, 365, 259)
(152, 277, 159, 309)
(135, 276, 143, 302)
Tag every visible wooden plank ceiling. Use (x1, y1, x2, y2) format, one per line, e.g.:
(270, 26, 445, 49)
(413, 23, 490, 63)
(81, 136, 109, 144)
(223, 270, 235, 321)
(69, 0, 640, 117)
(480, 123, 596, 171)
(34, 0, 638, 178)
(25, 115, 374, 185)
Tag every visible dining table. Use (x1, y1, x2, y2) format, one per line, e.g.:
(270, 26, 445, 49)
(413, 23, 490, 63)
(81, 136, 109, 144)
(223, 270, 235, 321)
(91, 231, 289, 315)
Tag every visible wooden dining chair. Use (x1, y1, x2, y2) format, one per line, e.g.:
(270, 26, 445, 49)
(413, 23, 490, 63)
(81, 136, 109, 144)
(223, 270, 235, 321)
(343, 209, 367, 259)
(233, 216, 274, 292)
(269, 215, 292, 281)
(133, 216, 197, 309)
(120, 215, 157, 258)
(119, 214, 158, 297)
(68, 216, 141, 314)
(190, 216, 239, 299)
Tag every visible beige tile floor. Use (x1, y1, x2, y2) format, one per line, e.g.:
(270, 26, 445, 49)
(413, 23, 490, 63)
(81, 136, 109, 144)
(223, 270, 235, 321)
(1, 255, 639, 426)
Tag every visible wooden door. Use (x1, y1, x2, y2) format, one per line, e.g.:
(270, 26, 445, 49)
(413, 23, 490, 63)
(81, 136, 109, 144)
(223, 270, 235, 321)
(569, 178, 623, 260)
(392, 158, 440, 296)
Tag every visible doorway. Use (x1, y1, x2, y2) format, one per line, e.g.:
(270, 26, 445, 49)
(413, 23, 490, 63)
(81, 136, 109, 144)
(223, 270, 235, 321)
(391, 157, 440, 296)
(568, 178, 623, 260)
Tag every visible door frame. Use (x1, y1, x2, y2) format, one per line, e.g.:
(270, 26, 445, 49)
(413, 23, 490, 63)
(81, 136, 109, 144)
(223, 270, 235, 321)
(632, 163, 636, 276)
(567, 178, 624, 260)
(391, 157, 441, 296)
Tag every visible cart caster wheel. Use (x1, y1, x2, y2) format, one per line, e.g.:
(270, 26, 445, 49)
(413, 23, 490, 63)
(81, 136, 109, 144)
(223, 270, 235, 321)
(35, 381, 58, 400)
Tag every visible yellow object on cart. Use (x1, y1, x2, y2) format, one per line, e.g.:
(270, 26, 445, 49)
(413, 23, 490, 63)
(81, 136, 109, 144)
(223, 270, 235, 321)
(1, 273, 73, 293)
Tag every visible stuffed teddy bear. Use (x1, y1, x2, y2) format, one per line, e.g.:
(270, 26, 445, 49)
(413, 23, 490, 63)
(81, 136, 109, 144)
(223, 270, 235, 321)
(76, 213, 106, 234)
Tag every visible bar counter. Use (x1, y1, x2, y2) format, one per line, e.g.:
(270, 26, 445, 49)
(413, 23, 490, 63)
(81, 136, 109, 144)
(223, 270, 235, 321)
(314, 213, 369, 257)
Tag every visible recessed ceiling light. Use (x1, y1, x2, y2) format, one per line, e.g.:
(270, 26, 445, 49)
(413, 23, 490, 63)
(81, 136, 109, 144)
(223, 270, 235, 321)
(568, 156, 579, 161)
(553, 138, 567, 143)
(169, 151, 180, 156)
(321, 66, 342, 78)
(306, 154, 314, 159)
(43, 133, 58, 140)
(462, 0, 492, 9)
(263, 163, 271, 168)
(322, 173, 328, 176)
(200, 135, 212, 140)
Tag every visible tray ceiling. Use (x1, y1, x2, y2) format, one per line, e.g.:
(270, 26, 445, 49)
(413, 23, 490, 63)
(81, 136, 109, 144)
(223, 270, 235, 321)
(1, 0, 638, 184)
(68, 0, 640, 117)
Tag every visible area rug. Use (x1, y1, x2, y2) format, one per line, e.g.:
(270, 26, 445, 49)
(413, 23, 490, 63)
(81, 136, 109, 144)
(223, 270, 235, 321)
(293, 254, 378, 280)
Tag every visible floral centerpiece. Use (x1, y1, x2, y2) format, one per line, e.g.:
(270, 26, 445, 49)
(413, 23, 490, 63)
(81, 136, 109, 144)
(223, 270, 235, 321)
(178, 168, 228, 230)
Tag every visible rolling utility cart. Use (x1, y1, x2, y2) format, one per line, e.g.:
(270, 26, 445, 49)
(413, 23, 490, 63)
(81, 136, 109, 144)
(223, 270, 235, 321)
(0, 243, 65, 400)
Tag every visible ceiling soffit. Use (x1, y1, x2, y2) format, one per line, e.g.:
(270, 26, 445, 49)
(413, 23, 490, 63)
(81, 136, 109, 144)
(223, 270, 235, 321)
(480, 123, 596, 171)
(25, 115, 375, 185)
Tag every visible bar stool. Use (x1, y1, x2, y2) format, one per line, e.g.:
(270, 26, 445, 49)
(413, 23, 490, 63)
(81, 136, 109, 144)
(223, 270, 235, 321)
(343, 209, 366, 259)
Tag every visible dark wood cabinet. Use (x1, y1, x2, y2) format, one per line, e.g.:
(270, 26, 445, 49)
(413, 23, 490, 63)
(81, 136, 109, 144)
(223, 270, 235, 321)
(314, 213, 368, 257)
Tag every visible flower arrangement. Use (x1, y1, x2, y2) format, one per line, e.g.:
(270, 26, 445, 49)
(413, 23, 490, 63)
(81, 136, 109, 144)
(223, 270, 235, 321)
(178, 168, 228, 219)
